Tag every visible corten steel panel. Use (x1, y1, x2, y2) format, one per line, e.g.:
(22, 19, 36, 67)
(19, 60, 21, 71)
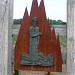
(14, 0, 62, 72)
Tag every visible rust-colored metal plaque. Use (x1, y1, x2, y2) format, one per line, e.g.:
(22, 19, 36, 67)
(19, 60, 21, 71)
(14, 0, 62, 72)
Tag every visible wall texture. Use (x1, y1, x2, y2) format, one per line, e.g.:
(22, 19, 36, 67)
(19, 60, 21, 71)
(0, 0, 13, 75)
(67, 0, 75, 75)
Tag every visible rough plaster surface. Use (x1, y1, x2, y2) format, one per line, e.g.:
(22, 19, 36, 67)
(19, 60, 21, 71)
(19, 71, 47, 75)
(0, 0, 13, 75)
(67, 0, 75, 75)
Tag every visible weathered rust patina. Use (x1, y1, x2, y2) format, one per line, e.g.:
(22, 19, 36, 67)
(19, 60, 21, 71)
(14, 0, 62, 72)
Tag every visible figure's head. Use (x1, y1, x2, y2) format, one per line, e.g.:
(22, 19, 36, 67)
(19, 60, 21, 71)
(32, 17, 38, 27)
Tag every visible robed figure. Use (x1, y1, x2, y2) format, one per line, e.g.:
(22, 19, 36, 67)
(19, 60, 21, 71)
(29, 17, 42, 55)
(20, 17, 53, 66)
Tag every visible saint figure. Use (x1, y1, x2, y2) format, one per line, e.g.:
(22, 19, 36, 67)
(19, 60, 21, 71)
(29, 17, 42, 55)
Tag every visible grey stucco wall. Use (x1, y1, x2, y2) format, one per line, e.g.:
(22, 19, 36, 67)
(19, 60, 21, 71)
(0, 0, 13, 75)
(67, 0, 75, 75)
